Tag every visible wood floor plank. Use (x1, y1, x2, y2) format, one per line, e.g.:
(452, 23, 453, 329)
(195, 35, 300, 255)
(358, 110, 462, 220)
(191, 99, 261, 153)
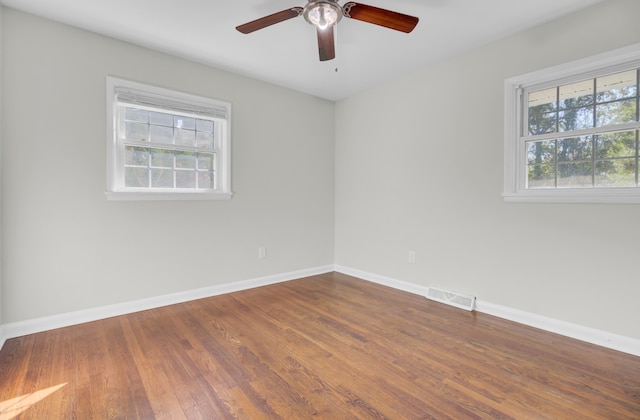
(1, 272, 639, 419)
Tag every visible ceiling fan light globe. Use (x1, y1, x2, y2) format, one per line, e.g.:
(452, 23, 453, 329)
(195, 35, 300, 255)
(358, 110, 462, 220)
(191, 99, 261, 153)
(318, 9, 329, 30)
(303, 1, 342, 29)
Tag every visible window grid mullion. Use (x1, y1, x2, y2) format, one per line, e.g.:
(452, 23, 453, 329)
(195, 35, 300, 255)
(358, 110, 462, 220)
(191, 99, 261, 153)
(121, 139, 216, 154)
(555, 87, 560, 134)
(521, 121, 640, 143)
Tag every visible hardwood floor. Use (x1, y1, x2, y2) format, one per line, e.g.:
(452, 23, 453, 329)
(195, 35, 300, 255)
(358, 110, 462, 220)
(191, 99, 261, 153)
(1, 272, 639, 419)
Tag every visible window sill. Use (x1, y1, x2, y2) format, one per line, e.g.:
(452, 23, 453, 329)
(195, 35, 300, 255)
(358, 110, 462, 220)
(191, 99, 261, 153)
(503, 189, 640, 204)
(105, 191, 233, 201)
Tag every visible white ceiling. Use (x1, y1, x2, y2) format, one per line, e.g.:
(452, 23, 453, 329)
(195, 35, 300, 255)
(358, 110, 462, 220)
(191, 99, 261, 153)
(1, 0, 603, 101)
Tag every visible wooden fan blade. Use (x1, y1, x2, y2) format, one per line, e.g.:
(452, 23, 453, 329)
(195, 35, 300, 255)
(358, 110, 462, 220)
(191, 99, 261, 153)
(236, 7, 303, 34)
(343, 2, 418, 33)
(317, 27, 335, 61)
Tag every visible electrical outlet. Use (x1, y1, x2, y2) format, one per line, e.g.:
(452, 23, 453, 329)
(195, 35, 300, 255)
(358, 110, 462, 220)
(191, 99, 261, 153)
(259, 246, 267, 260)
(408, 251, 416, 264)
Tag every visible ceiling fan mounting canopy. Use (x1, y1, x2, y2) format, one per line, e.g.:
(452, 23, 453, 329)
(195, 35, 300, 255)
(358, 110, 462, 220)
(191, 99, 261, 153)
(236, 1, 419, 62)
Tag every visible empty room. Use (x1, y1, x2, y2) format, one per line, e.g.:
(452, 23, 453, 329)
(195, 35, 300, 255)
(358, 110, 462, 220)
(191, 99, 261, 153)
(1, 0, 639, 418)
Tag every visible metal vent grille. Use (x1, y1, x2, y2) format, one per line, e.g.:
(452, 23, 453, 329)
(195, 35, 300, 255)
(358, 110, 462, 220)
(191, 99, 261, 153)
(426, 287, 476, 311)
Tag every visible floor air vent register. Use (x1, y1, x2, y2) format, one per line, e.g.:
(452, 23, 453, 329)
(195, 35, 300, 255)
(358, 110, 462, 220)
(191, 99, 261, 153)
(426, 287, 476, 311)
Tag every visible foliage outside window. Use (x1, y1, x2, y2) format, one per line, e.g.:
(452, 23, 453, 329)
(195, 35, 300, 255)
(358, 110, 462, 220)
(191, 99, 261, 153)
(106, 77, 232, 200)
(504, 44, 640, 203)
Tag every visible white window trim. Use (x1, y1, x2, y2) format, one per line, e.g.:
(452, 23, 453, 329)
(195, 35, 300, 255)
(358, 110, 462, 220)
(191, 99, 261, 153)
(105, 77, 232, 201)
(504, 43, 640, 204)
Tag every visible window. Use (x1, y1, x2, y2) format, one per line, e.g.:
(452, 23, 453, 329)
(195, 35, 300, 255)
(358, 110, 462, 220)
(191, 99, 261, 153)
(504, 44, 640, 203)
(106, 77, 232, 200)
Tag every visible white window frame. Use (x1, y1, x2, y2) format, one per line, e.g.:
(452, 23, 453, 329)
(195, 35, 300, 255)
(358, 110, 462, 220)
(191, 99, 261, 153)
(504, 43, 640, 204)
(106, 77, 232, 201)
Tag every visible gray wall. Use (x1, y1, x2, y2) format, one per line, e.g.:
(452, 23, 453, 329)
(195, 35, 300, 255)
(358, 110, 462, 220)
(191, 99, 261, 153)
(335, 0, 640, 340)
(2, 1, 639, 343)
(1, 8, 335, 323)
(0, 5, 3, 327)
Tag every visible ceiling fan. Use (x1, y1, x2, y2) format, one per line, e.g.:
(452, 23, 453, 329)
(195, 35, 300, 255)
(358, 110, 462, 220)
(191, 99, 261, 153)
(236, 0, 419, 61)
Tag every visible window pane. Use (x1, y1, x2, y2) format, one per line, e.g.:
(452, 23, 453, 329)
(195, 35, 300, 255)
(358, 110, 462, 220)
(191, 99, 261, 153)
(175, 128, 196, 146)
(595, 159, 636, 187)
(151, 169, 173, 188)
(176, 151, 196, 169)
(175, 116, 195, 130)
(125, 108, 148, 123)
(597, 70, 637, 102)
(557, 162, 592, 188)
(528, 87, 557, 135)
(125, 146, 148, 166)
(196, 131, 214, 149)
(150, 149, 173, 168)
(559, 107, 594, 132)
(528, 111, 557, 135)
(527, 140, 555, 165)
(197, 171, 215, 189)
(528, 87, 557, 110)
(125, 121, 149, 141)
(198, 153, 214, 170)
(596, 99, 637, 126)
(176, 171, 196, 188)
(557, 136, 592, 162)
(149, 111, 173, 127)
(149, 125, 174, 144)
(125, 167, 149, 187)
(527, 165, 555, 189)
(596, 131, 636, 159)
(558, 79, 593, 110)
(196, 119, 214, 132)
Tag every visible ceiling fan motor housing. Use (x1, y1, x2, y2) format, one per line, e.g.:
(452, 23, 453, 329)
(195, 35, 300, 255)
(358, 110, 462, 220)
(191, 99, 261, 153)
(303, 0, 343, 29)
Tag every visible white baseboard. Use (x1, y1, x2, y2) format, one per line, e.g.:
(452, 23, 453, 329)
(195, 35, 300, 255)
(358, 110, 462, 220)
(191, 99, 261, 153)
(475, 300, 640, 357)
(0, 325, 5, 352)
(334, 265, 640, 357)
(0, 265, 334, 350)
(335, 265, 429, 296)
(2, 264, 639, 358)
